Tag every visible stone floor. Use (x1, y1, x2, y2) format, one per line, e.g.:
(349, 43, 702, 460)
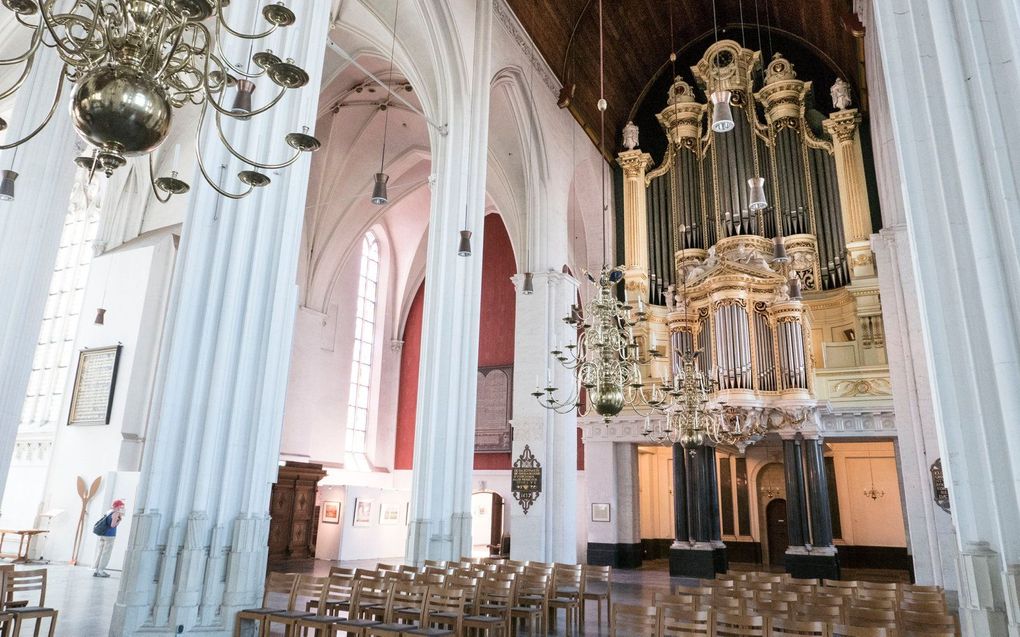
(27, 559, 915, 636)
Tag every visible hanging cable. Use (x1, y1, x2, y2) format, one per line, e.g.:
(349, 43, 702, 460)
(379, 0, 400, 175)
(598, 0, 607, 267)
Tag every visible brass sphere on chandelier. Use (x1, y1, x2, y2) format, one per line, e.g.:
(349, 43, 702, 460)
(70, 67, 173, 159)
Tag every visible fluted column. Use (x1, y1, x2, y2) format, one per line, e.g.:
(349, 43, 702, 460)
(617, 150, 652, 303)
(405, 1, 493, 565)
(863, 0, 1020, 632)
(671, 443, 688, 544)
(108, 0, 330, 633)
(782, 433, 839, 579)
(823, 109, 875, 279)
(669, 444, 718, 578)
(0, 52, 78, 504)
(510, 272, 578, 563)
(804, 437, 834, 549)
(782, 436, 808, 548)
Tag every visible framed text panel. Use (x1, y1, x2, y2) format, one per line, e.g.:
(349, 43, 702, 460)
(67, 345, 122, 426)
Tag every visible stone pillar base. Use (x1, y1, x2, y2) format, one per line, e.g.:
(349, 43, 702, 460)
(713, 545, 729, 574)
(785, 550, 840, 580)
(586, 543, 642, 569)
(669, 545, 717, 579)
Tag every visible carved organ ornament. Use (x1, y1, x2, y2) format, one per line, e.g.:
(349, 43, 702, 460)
(617, 40, 875, 443)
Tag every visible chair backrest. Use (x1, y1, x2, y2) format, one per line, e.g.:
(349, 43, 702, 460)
(353, 581, 392, 619)
(831, 625, 896, 637)
(899, 599, 948, 614)
(845, 606, 898, 628)
(756, 590, 798, 603)
(415, 573, 447, 586)
(793, 603, 842, 622)
(805, 592, 848, 606)
(654, 592, 697, 610)
(824, 579, 858, 590)
(376, 563, 398, 571)
(294, 575, 329, 610)
(398, 564, 420, 574)
(713, 611, 764, 637)
(857, 580, 898, 590)
(553, 564, 583, 590)
(583, 564, 611, 585)
(899, 609, 957, 629)
(899, 589, 946, 604)
(261, 572, 298, 609)
(674, 584, 712, 596)
(902, 629, 956, 637)
(6, 569, 47, 608)
(323, 574, 357, 607)
(423, 559, 449, 568)
(354, 568, 382, 581)
(849, 596, 897, 610)
(703, 578, 735, 589)
(447, 575, 479, 599)
(746, 599, 789, 616)
(424, 587, 465, 627)
(659, 606, 711, 637)
(855, 588, 899, 601)
(902, 583, 941, 594)
(516, 573, 549, 602)
(610, 604, 657, 637)
(387, 581, 429, 623)
(328, 566, 356, 578)
(475, 578, 513, 612)
(769, 617, 827, 637)
(749, 573, 784, 585)
(710, 596, 743, 610)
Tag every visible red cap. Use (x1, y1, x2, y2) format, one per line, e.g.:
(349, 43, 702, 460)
(112, 499, 125, 509)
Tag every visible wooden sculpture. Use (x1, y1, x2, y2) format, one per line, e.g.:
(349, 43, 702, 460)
(70, 475, 102, 565)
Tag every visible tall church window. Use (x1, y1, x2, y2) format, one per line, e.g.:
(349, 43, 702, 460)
(345, 231, 380, 468)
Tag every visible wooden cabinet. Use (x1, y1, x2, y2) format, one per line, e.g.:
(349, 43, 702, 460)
(269, 461, 326, 559)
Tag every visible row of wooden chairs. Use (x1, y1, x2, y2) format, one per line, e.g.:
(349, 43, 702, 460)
(235, 562, 604, 637)
(0, 567, 57, 637)
(611, 604, 955, 637)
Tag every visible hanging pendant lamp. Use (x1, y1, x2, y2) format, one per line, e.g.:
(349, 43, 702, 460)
(0, 170, 17, 201)
(372, 0, 400, 205)
(747, 176, 767, 210)
(523, 271, 535, 294)
(711, 91, 735, 133)
(457, 230, 472, 257)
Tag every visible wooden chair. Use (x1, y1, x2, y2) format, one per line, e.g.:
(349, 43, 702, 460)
(793, 603, 843, 623)
(463, 578, 514, 637)
(659, 606, 711, 637)
(294, 577, 364, 636)
(898, 599, 947, 614)
(404, 587, 464, 636)
(757, 591, 798, 604)
(849, 597, 897, 611)
(899, 589, 946, 605)
(858, 581, 899, 592)
(901, 583, 941, 594)
(709, 596, 743, 612)
(511, 573, 549, 635)
(609, 604, 657, 637)
(769, 617, 827, 636)
(549, 564, 583, 636)
(423, 560, 449, 569)
(744, 598, 789, 619)
(830, 625, 898, 637)
(902, 629, 955, 637)
(653, 592, 698, 611)
(4, 569, 57, 637)
(714, 612, 764, 637)
(844, 607, 898, 629)
(364, 582, 429, 636)
(674, 585, 713, 597)
(234, 572, 297, 637)
(824, 580, 858, 591)
(330, 581, 391, 636)
(307, 567, 357, 617)
(581, 564, 611, 627)
(781, 583, 817, 595)
(898, 609, 957, 633)
(264, 574, 328, 635)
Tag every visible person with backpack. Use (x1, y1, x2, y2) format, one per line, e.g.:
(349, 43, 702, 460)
(92, 499, 125, 578)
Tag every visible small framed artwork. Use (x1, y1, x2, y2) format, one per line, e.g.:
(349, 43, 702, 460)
(379, 503, 402, 526)
(353, 498, 373, 527)
(591, 503, 611, 523)
(321, 501, 341, 524)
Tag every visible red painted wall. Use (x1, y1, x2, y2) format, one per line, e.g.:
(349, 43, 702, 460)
(394, 214, 517, 470)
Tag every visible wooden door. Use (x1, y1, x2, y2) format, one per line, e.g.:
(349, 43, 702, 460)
(766, 499, 789, 567)
(489, 493, 504, 552)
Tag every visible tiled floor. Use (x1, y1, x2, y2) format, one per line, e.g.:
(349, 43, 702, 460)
(29, 559, 916, 636)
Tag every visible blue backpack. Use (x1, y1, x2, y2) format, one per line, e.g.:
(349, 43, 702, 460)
(92, 513, 111, 536)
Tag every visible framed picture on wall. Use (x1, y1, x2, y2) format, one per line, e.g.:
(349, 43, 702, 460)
(379, 503, 401, 526)
(353, 498, 373, 527)
(321, 501, 341, 524)
(591, 503, 611, 522)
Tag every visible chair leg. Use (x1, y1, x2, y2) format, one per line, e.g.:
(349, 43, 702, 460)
(46, 614, 56, 637)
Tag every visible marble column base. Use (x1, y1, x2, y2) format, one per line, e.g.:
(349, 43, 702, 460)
(785, 548, 840, 580)
(670, 544, 717, 579)
(587, 542, 642, 569)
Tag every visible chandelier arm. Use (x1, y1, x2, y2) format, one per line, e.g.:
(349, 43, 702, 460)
(146, 154, 174, 204)
(201, 50, 288, 119)
(37, 1, 92, 60)
(213, 0, 278, 41)
(213, 111, 301, 169)
(0, 55, 37, 102)
(0, 65, 66, 150)
(152, 22, 189, 81)
(0, 18, 44, 67)
(194, 103, 255, 199)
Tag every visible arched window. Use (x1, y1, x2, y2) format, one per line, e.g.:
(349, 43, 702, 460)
(346, 231, 380, 467)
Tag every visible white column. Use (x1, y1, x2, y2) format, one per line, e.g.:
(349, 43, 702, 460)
(509, 271, 578, 563)
(109, 0, 330, 633)
(864, 0, 1020, 632)
(405, 2, 493, 565)
(0, 52, 79, 504)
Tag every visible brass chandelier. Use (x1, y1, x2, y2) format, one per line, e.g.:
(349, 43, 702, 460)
(532, 265, 651, 419)
(0, 0, 319, 201)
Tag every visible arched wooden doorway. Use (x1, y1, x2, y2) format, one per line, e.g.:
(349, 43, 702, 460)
(471, 491, 504, 556)
(766, 499, 789, 567)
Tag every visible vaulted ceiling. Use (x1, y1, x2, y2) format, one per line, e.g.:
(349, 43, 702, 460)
(505, 0, 864, 157)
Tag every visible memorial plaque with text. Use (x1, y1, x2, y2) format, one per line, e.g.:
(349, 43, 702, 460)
(67, 345, 122, 426)
(511, 445, 542, 514)
(474, 366, 512, 453)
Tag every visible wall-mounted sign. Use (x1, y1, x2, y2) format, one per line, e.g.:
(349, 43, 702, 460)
(475, 366, 512, 453)
(930, 458, 950, 513)
(511, 445, 542, 514)
(67, 345, 122, 426)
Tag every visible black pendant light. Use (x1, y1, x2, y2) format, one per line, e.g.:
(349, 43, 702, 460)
(372, 0, 400, 205)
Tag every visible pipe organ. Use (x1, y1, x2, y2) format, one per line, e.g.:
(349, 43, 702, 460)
(619, 40, 884, 413)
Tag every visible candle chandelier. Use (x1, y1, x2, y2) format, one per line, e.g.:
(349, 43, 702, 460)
(532, 265, 652, 419)
(0, 0, 320, 202)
